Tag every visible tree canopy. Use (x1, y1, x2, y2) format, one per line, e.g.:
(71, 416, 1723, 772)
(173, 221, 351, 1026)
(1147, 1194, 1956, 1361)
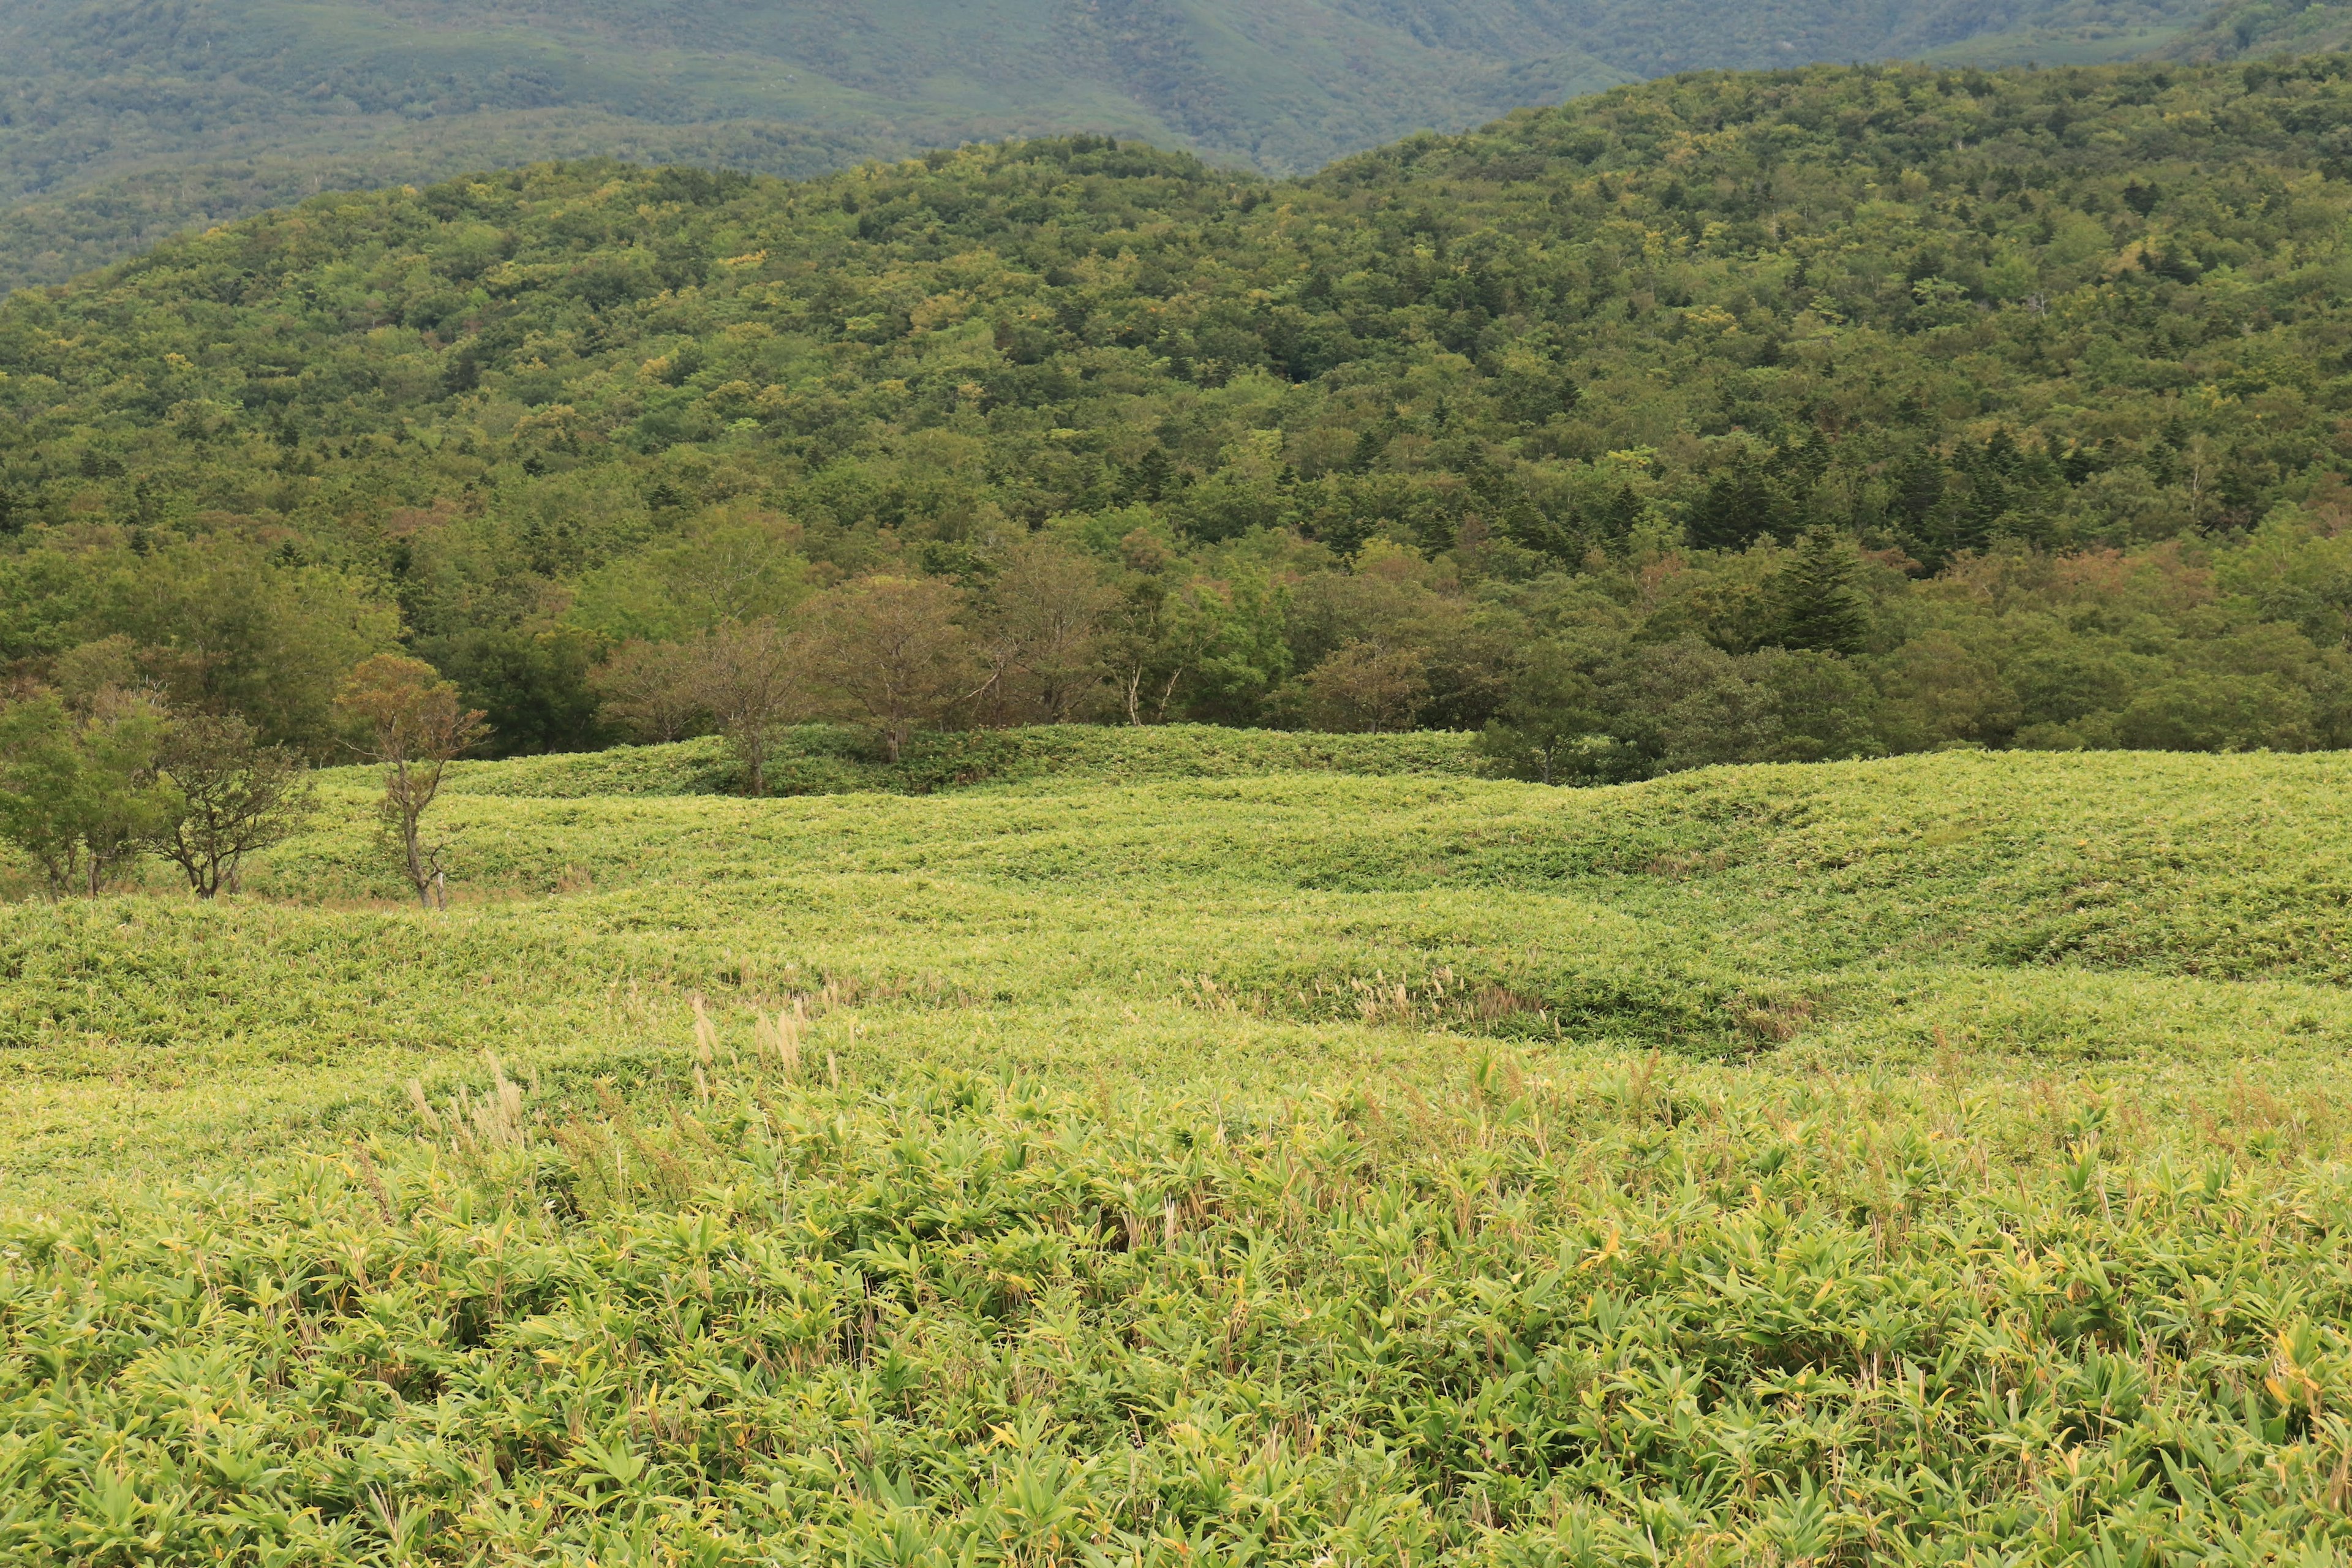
(7, 56, 2352, 775)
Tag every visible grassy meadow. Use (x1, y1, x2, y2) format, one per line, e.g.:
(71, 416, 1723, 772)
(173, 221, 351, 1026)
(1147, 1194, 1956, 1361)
(3, 731, 2351, 1563)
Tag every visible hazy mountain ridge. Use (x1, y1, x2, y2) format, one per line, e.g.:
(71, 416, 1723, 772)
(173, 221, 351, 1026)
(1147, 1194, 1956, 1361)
(2164, 0, 2352, 58)
(0, 0, 2263, 288)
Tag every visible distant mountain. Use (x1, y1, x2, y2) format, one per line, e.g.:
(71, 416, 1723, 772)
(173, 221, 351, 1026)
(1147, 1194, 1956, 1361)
(0, 0, 2244, 287)
(2163, 0, 2352, 57)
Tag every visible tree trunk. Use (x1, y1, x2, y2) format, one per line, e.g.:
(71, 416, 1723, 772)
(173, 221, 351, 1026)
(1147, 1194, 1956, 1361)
(406, 818, 432, 907)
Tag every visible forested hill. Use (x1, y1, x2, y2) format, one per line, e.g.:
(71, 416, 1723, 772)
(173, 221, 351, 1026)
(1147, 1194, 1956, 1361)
(0, 0, 2219, 287)
(8, 57, 2352, 778)
(2167, 0, 2352, 58)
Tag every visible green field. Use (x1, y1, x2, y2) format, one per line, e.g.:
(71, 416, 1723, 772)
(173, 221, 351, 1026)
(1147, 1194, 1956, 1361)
(4, 734, 2351, 1562)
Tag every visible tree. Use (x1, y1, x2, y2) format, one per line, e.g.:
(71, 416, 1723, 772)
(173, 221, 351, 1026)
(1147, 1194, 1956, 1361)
(1104, 569, 1283, 728)
(1752, 647, 1883, 763)
(1144, 571, 1295, 726)
(0, 688, 175, 897)
(591, 622, 809, 794)
(1686, 459, 1785, 552)
(1773, 527, 1871, 654)
(1592, 638, 1784, 777)
(975, 538, 1115, 725)
(1294, 641, 1430, 733)
(89, 534, 401, 756)
(335, 655, 489, 909)
(1478, 640, 1605, 785)
(415, 623, 605, 758)
(804, 577, 979, 763)
(152, 712, 317, 897)
(592, 639, 712, 744)
(686, 619, 807, 796)
(567, 508, 813, 642)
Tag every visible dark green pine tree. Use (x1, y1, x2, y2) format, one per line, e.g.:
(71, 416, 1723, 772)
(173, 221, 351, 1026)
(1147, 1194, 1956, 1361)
(1774, 526, 1870, 654)
(1686, 460, 1782, 551)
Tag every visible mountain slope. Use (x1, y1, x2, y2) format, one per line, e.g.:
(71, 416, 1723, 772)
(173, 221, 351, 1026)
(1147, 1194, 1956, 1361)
(2164, 0, 2352, 56)
(9, 58, 2352, 769)
(0, 0, 2225, 288)
(0, 0, 1634, 286)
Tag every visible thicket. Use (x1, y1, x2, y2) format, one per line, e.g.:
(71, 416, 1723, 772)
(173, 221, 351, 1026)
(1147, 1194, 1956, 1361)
(6, 1061, 2348, 1566)
(10, 59, 2352, 777)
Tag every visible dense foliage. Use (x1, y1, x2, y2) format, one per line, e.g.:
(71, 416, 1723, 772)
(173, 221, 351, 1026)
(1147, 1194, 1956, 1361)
(0, 0, 2220, 285)
(2168, 0, 2352, 58)
(0, 0, 1632, 286)
(10, 57, 2352, 772)
(4, 740, 2352, 1562)
(7, 1066, 2349, 1566)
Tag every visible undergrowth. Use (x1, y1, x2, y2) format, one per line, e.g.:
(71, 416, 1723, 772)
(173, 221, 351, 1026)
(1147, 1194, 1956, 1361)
(7, 745, 2352, 1562)
(4, 1050, 2348, 1564)
(424, 726, 1483, 801)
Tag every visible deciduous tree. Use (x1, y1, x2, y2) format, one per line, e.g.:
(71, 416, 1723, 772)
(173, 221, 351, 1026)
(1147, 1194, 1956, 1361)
(688, 619, 808, 796)
(804, 576, 979, 763)
(336, 654, 489, 908)
(593, 639, 711, 744)
(152, 712, 316, 897)
(975, 538, 1115, 725)
(1478, 640, 1604, 785)
(1295, 641, 1430, 733)
(0, 688, 175, 897)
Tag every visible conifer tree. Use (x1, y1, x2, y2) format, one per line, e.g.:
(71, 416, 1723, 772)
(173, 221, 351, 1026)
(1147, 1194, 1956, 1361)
(1773, 527, 1870, 655)
(1686, 461, 1782, 551)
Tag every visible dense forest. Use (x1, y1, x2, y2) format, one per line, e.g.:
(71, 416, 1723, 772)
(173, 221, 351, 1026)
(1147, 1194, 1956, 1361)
(7, 55, 2352, 785)
(0, 0, 2233, 285)
(2168, 0, 2352, 58)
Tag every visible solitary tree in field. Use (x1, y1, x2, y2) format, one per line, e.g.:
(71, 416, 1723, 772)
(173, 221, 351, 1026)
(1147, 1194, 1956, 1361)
(153, 712, 317, 897)
(805, 576, 979, 763)
(335, 655, 488, 909)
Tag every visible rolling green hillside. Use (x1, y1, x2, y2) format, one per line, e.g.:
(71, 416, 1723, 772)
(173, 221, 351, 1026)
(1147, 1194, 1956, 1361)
(2165, 0, 2352, 56)
(22, 731, 2352, 1203)
(2, 740, 2350, 1560)
(0, 0, 1632, 287)
(0, 0, 2225, 286)
(9, 58, 2352, 778)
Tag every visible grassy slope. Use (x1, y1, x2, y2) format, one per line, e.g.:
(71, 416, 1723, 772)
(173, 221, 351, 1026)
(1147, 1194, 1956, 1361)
(426, 725, 1485, 799)
(7, 739, 2352, 1202)
(4, 740, 2351, 1560)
